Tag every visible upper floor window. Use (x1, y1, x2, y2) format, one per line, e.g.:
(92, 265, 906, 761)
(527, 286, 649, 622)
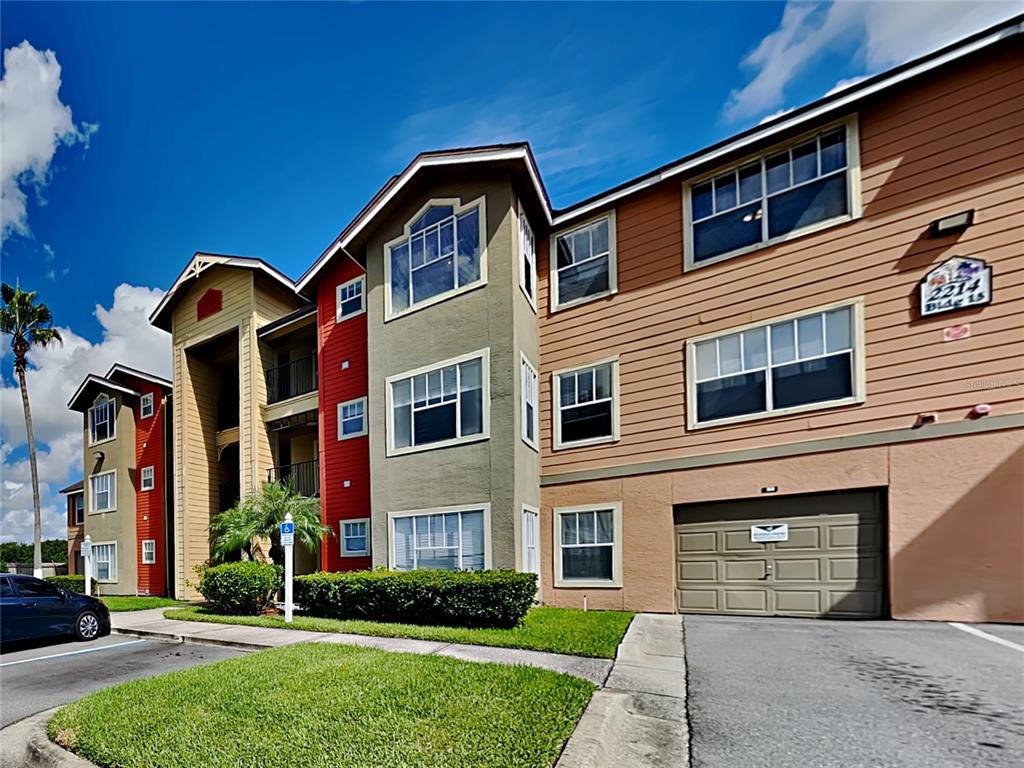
(141, 466, 155, 491)
(519, 214, 536, 308)
(140, 393, 154, 419)
(521, 355, 539, 451)
(89, 394, 115, 444)
(554, 358, 619, 449)
(387, 350, 488, 455)
(686, 122, 857, 267)
(90, 470, 116, 513)
(550, 213, 617, 311)
(385, 198, 485, 318)
(336, 276, 365, 322)
(73, 494, 84, 525)
(688, 302, 862, 428)
(338, 397, 367, 440)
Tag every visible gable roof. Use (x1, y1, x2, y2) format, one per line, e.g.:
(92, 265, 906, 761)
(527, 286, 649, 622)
(59, 479, 84, 494)
(106, 364, 172, 391)
(296, 14, 1022, 293)
(150, 252, 304, 331)
(67, 374, 140, 412)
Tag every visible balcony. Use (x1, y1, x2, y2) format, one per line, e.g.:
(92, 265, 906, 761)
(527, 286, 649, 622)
(268, 459, 319, 498)
(218, 481, 240, 512)
(216, 400, 239, 431)
(265, 354, 317, 405)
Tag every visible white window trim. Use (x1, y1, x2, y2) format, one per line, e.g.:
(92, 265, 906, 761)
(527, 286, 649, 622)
(92, 540, 117, 583)
(88, 394, 116, 447)
(383, 196, 488, 322)
(553, 503, 623, 588)
(337, 396, 368, 441)
(683, 115, 862, 271)
(385, 348, 491, 457)
(549, 210, 618, 313)
(518, 212, 537, 312)
(141, 539, 156, 565)
(520, 504, 540, 577)
(340, 517, 371, 557)
(685, 298, 867, 430)
(335, 275, 367, 323)
(140, 466, 155, 491)
(89, 469, 117, 514)
(552, 355, 621, 451)
(140, 392, 155, 419)
(387, 503, 492, 571)
(520, 353, 539, 452)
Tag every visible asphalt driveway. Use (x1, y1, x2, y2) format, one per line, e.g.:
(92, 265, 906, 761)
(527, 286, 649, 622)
(684, 615, 1024, 768)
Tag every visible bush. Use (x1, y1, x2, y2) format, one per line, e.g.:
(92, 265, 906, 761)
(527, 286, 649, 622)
(47, 575, 86, 593)
(197, 561, 282, 615)
(295, 569, 537, 629)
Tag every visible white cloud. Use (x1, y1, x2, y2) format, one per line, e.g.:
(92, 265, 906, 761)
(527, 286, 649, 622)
(0, 40, 98, 241)
(724, 1, 1023, 122)
(0, 284, 170, 542)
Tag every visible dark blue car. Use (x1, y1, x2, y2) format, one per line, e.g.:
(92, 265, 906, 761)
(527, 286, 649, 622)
(0, 574, 111, 644)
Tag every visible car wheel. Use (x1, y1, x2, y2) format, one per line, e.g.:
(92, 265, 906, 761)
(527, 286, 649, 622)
(75, 611, 101, 641)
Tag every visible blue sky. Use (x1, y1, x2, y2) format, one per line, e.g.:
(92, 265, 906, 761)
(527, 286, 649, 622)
(1, 1, 1019, 541)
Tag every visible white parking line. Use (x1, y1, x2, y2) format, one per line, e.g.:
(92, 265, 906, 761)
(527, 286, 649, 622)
(0, 639, 147, 667)
(949, 622, 1024, 653)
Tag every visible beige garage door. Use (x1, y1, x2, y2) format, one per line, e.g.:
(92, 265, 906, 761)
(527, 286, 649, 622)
(675, 490, 884, 618)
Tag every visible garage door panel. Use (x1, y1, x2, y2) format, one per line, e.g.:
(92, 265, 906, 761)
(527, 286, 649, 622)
(675, 491, 884, 619)
(773, 558, 821, 582)
(679, 560, 718, 582)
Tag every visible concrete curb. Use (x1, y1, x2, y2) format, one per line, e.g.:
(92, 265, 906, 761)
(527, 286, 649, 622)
(0, 708, 98, 768)
(556, 614, 690, 768)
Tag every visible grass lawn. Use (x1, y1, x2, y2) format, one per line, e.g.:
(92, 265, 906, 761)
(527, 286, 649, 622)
(165, 605, 633, 659)
(49, 643, 594, 768)
(101, 596, 184, 612)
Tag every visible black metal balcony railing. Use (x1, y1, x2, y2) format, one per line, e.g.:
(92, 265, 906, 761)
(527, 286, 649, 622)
(216, 400, 239, 431)
(266, 354, 317, 405)
(268, 459, 319, 498)
(218, 481, 241, 512)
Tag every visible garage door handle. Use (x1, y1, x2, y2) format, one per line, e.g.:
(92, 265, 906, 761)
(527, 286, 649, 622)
(760, 564, 773, 580)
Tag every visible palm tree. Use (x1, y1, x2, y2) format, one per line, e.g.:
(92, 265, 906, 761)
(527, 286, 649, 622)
(209, 480, 332, 565)
(0, 283, 63, 578)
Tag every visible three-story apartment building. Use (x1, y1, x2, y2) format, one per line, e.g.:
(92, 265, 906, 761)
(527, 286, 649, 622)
(154, 18, 1022, 621)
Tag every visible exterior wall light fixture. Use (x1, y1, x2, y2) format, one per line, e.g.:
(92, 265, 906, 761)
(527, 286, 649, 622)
(929, 209, 974, 237)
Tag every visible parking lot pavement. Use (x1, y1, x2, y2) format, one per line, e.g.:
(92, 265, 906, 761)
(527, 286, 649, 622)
(684, 615, 1024, 768)
(0, 635, 241, 727)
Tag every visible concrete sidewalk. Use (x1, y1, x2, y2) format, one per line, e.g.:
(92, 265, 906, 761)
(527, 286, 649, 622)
(111, 608, 612, 685)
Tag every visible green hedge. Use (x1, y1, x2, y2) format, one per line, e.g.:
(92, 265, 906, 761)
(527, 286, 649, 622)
(46, 575, 86, 593)
(197, 562, 282, 615)
(295, 569, 537, 629)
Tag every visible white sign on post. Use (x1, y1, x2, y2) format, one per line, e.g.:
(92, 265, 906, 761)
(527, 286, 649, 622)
(81, 535, 93, 597)
(281, 515, 294, 623)
(751, 523, 789, 543)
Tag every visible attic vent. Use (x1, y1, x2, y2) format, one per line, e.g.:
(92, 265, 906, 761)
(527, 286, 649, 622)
(197, 288, 223, 321)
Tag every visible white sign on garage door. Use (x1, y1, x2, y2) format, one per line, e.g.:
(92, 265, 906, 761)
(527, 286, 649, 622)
(750, 523, 789, 543)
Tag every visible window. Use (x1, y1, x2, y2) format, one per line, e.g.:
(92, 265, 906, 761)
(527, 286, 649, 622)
(0, 578, 13, 598)
(521, 506, 540, 577)
(337, 397, 367, 440)
(551, 213, 616, 310)
(385, 198, 485, 318)
(387, 350, 488, 455)
(93, 542, 116, 582)
(89, 394, 115, 444)
(73, 494, 84, 525)
(336, 276, 365, 322)
(140, 392, 154, 419)
(519, 214, 536, 308)
(12, 577, 61, 599)
(391, 508, 487, 571)
(553, 359, 619, 449)
(521, 355, 539, 450)
(687, 122, 857, 267)
(141, 540, 156, 565)
(90, 471, 116, 513)
(341, 518, 370, 557)
(140, 466, 155, 491)
(554, 505, 622, 587)
(689, 302, 862, 428)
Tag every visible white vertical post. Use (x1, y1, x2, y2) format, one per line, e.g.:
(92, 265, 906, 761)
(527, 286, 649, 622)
(82, 535, 93, 597)
(283, 513, 294, 623)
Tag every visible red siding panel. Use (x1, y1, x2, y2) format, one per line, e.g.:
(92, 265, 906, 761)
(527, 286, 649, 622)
(130, 378, 167, 596)
(317, 258, 371, 572)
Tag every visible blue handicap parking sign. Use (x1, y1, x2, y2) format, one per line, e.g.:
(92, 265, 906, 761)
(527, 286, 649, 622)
(280, 521, 295, 535)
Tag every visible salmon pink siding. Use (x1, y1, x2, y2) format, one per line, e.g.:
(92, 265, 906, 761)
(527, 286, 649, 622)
(317, 257, 371, 572)
(129, 377, 167, 596)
